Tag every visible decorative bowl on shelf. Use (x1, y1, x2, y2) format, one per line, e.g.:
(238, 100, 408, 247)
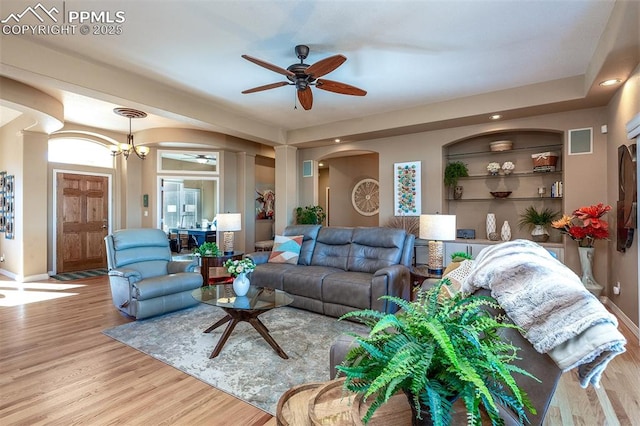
(490, 191, 512, 198)
(490, 140, 513, 152)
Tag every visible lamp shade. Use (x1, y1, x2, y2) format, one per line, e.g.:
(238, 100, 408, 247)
(419, 214, 456, 241)
(216, 213, 242, 231)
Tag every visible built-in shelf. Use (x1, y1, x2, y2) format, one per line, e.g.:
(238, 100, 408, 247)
(446, 143, 563, 160)
(458, 171, 563, 180)
(447, 196, 563, 202)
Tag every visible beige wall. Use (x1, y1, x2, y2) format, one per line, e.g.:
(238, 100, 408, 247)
(324, 154, 379, 227)
(298, 106, 638, 321)
(606, 63, 640, 328)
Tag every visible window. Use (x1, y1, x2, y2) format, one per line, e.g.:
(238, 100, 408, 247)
(157, 150, 218, 175)
(159, 177, 219, 231)
(49, 138, 113, 168)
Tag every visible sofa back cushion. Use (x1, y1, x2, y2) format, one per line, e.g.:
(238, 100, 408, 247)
(347, 227, 407, 273)
(106, 228, 170, 279)
(284, 225, 321, 265)
(311, 227, 354, 270)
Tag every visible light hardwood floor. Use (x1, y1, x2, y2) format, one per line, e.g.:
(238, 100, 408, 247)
(1, 275, 638, 425)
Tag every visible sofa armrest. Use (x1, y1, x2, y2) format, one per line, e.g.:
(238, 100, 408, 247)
(168, 259, 197, 273)
(329, 334, 364, 379)
(245, 251, 271, 265)
(108, 268, 142, 284)
(371, 264, 410, 312)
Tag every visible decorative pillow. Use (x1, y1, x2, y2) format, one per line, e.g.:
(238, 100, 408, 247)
(440, 259, 474, 299)
(268, 235, 304, 264)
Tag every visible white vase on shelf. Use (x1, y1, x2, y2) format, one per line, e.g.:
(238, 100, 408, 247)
(500, 221, 511, 241)
(486, 213, 496, 239)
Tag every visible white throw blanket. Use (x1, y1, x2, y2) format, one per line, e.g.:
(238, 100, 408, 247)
(461, 240, 627, 388)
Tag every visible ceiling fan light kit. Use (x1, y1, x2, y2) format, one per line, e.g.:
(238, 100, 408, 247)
(111, 107, 149, 160)
(241, 45, 367, 110)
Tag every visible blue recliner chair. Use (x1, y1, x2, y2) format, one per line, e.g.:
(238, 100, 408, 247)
(104, 228, 203, 319)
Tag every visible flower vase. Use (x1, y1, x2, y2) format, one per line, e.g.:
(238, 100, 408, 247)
(233, 272, 250, 297)
(578, 247, 603, 298)
(500, 220, 511, 241)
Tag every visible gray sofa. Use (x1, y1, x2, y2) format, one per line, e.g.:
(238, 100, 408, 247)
(246, 225, 415, 318)
(105, 228, 203, 319)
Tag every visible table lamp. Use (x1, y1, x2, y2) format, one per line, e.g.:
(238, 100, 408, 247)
(217, 213, 242, 254)
(419, 214, 457, 277)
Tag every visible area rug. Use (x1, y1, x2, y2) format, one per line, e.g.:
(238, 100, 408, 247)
(102, 304, 367, 414)
(50, 268, 109, 281)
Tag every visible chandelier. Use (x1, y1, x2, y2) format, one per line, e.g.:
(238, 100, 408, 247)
(110, 107, 149, 160)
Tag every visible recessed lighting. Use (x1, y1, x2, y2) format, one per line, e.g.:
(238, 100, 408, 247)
(489, 114, 502, 120)
(318, 162, 324, 167)
(334, 138, 341, 143)
(599, 79, 621, 87)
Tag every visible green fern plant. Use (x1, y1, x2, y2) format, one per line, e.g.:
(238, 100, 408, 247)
(337, 280, 537, 425)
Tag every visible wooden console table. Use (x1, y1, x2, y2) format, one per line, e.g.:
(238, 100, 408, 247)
(200, 252, 243, 285)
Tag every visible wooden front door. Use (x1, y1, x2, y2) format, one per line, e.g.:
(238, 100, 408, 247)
(56, 173, 109, 273)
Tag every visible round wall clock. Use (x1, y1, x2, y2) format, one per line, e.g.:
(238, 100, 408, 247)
(351, 178, 380, 216)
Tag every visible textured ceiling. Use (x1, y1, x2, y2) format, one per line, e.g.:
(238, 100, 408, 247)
(0, 0, 635, 146)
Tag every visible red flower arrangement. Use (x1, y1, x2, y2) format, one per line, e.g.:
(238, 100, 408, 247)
(551, 203, 611, 247)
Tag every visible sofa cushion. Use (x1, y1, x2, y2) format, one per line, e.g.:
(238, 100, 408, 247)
(347, 227, 405, 273)
(322, 271, 373, 309)
(284, 225, 321, 265)
(249, 262, 297, 290)
(268, 234, 303, 264)
(311, 227, 353, 270)
(282, 265, 342, 300)
(132, 272, 203, 300)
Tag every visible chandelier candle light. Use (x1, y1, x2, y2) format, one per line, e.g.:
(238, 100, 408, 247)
(110, 108, 150, 160)
(217, 213, 242, 255)
(419, 214, 457, 277)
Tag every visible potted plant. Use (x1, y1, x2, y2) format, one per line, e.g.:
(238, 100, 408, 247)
(518, 206, 559, 242)
(194, 241, 219, 257)
(295, 205, 326, 224)
(337, 280, 536, 426)
(443, 161, 469, 200)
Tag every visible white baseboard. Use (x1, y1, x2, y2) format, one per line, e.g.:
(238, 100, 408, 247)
(602, 296, 640, 345)
(0, 268, 17, 280)
(0, 269, 50, 282)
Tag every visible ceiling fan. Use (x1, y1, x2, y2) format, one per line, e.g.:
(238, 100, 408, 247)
(241, 45, 367, 110)
(186, 154, 215, 164)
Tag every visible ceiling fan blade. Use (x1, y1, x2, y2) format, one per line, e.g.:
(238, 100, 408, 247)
(241, 54, 295, 77)
(304, 54, 346, 78)
(316, 79, 367, 96)
(242, 81, 290, 94)
(298, 87, 313, 110)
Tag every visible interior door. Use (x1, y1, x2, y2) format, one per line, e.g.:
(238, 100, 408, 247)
(56, 173, 108, 273)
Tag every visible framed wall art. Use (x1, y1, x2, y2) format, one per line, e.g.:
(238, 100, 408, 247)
(0, 171, 14, 239)
(394, 161, 421, 216)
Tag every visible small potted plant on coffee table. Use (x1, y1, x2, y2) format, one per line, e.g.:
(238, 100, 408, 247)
(337, 280, 537, 425)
